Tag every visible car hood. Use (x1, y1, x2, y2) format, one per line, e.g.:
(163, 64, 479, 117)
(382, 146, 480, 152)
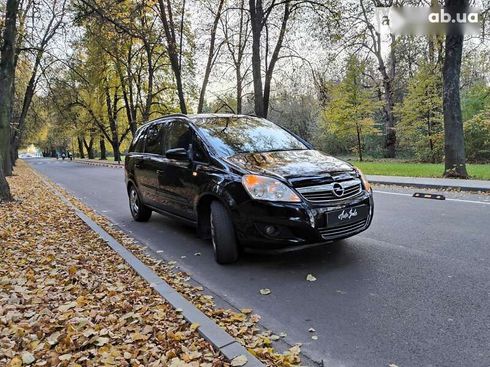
(225, 150, 354, 181)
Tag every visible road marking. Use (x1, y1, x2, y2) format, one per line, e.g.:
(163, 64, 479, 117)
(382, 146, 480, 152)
(374, 190, 490, 205)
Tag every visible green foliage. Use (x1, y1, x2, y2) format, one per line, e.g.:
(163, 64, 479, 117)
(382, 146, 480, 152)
(353, 161, 490, 180)
(395, 63, 443, 163)
(464, 111, 490, 162)
(322, 55, 380, 161)
(461, 82, 490, 122)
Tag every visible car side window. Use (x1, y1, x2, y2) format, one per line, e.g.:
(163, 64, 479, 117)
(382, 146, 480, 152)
(144, 123, 164, 155)
(132, 127, 147, 153)
(165, 121, 192, 152)
(193, 137, 209, 163)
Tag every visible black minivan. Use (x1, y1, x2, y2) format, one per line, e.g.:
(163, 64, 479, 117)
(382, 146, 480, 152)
(125, 114, 373, 263)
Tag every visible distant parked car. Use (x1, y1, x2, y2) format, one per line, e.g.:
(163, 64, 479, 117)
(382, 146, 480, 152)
(19, 153, 35, 158)
(125, 114, 374, 264)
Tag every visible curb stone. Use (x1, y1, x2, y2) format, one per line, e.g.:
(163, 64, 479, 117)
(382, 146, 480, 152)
(369, 179, 490, 193)
(74, 159, 124, 169)
(37, 174, 265, 367)
(368, 177, 490, 193)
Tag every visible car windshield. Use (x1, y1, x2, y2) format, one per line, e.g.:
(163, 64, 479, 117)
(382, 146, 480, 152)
(193, 116, 308, 157)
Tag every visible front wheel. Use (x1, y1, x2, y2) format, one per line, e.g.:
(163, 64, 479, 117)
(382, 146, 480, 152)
(129, 185, 152, 222)
(210, 201, 239, 264)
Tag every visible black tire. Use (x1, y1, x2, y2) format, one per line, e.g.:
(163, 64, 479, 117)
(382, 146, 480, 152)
(210, 201, 239, 264)
(128, 185, 152, 222)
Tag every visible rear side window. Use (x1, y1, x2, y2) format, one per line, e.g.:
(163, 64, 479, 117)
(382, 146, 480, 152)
(130, 127, 147, 153)
(145, 123, 164, 155)
(164, 121, 192, 151)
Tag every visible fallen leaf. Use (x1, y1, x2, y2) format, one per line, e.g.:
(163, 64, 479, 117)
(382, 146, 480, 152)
(7, 356, 22, 367)
(190, 323, 200, 331)
(231, 355, 248, 366)
(94, 336, 110, 346)
(259, 288, 271, 295)
(308, 328, 316, 332)
(59, 354, 72, 361)
(21, 352, 35, 365)
(306, 274, 317, 282)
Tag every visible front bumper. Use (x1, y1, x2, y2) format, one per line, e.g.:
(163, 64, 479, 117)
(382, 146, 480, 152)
(232, 191, 374, 250)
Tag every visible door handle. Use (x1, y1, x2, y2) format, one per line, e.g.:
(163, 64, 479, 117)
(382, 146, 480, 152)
(135, 161, 144, 168)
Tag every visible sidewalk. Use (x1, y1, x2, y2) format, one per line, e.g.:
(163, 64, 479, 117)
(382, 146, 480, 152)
(368, 175, 490, 193)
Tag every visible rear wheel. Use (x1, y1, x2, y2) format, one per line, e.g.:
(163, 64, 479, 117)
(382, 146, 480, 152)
(129, 185, 152, 222)
(210, 201, 239, 264)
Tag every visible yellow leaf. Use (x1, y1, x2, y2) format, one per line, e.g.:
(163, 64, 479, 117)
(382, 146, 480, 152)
(7, 356, 22, 367)
(68, 265, 77, 276)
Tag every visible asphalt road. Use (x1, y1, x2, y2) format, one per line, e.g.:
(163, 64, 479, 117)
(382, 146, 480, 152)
(29, 158, 490, 367)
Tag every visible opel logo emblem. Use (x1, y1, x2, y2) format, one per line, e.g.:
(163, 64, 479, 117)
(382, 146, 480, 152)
(332, 183, 345, 197)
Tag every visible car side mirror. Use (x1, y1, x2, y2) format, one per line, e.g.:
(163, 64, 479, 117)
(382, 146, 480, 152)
(165, 147, 189, 161)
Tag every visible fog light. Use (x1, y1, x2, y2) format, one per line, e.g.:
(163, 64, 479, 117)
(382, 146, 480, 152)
(265, 225, 277, 236)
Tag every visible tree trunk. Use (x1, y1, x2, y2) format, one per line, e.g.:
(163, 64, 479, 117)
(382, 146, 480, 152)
(378, 59, 396, 158)
(236, 69, 243, 114)
(427, 114, 435, 163)
(77, 137, 85, 158)
(99, 136, 107, 160)
(249, 0, 265, 117)
(442, 0, 468, 178)
(105, 85, 121, 162)
(9, 142, 17, 167)
(111, 141, 121, 162)
(0, 163, 12, 202)
(83, 136, 95, 159)
(235, 0, 245, 114)
(198, 0, 225, 113)
(0, 0, 18, 185)
(157, 0, 187, 114)
(356, 125, 363, 162)
(263, 2, 290, 117)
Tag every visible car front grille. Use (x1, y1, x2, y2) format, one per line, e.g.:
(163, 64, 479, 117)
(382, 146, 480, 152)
(296, 179, 362, 203)
(318, 218, 368, 240)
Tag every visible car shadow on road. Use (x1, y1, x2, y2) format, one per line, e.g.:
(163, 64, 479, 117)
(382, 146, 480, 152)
(149, 213, 362, 272)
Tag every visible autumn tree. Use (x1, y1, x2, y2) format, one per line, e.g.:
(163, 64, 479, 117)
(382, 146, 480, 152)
(0, 0, 18, 201)
(323, 55, 379, 161)
(9, 0, 68, 166)
(396, 63, 444, 163)
(220, 0, 250, 114)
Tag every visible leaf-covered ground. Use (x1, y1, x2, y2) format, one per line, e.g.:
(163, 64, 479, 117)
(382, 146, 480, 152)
(1, 162, 302, 366)
(0, 163, 228, 366)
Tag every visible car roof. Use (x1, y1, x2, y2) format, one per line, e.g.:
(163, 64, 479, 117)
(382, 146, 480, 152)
(137, 113, 258, 130)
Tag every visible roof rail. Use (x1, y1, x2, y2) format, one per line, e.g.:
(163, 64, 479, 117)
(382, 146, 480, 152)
(143, 113, 189, 124)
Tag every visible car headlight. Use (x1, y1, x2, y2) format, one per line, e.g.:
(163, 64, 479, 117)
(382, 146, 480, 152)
(242, 174, 301, 202)
(354, 167, 372, 191)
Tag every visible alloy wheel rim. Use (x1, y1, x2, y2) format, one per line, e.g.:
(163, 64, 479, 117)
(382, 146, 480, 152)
(130, 189, 139, 214)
